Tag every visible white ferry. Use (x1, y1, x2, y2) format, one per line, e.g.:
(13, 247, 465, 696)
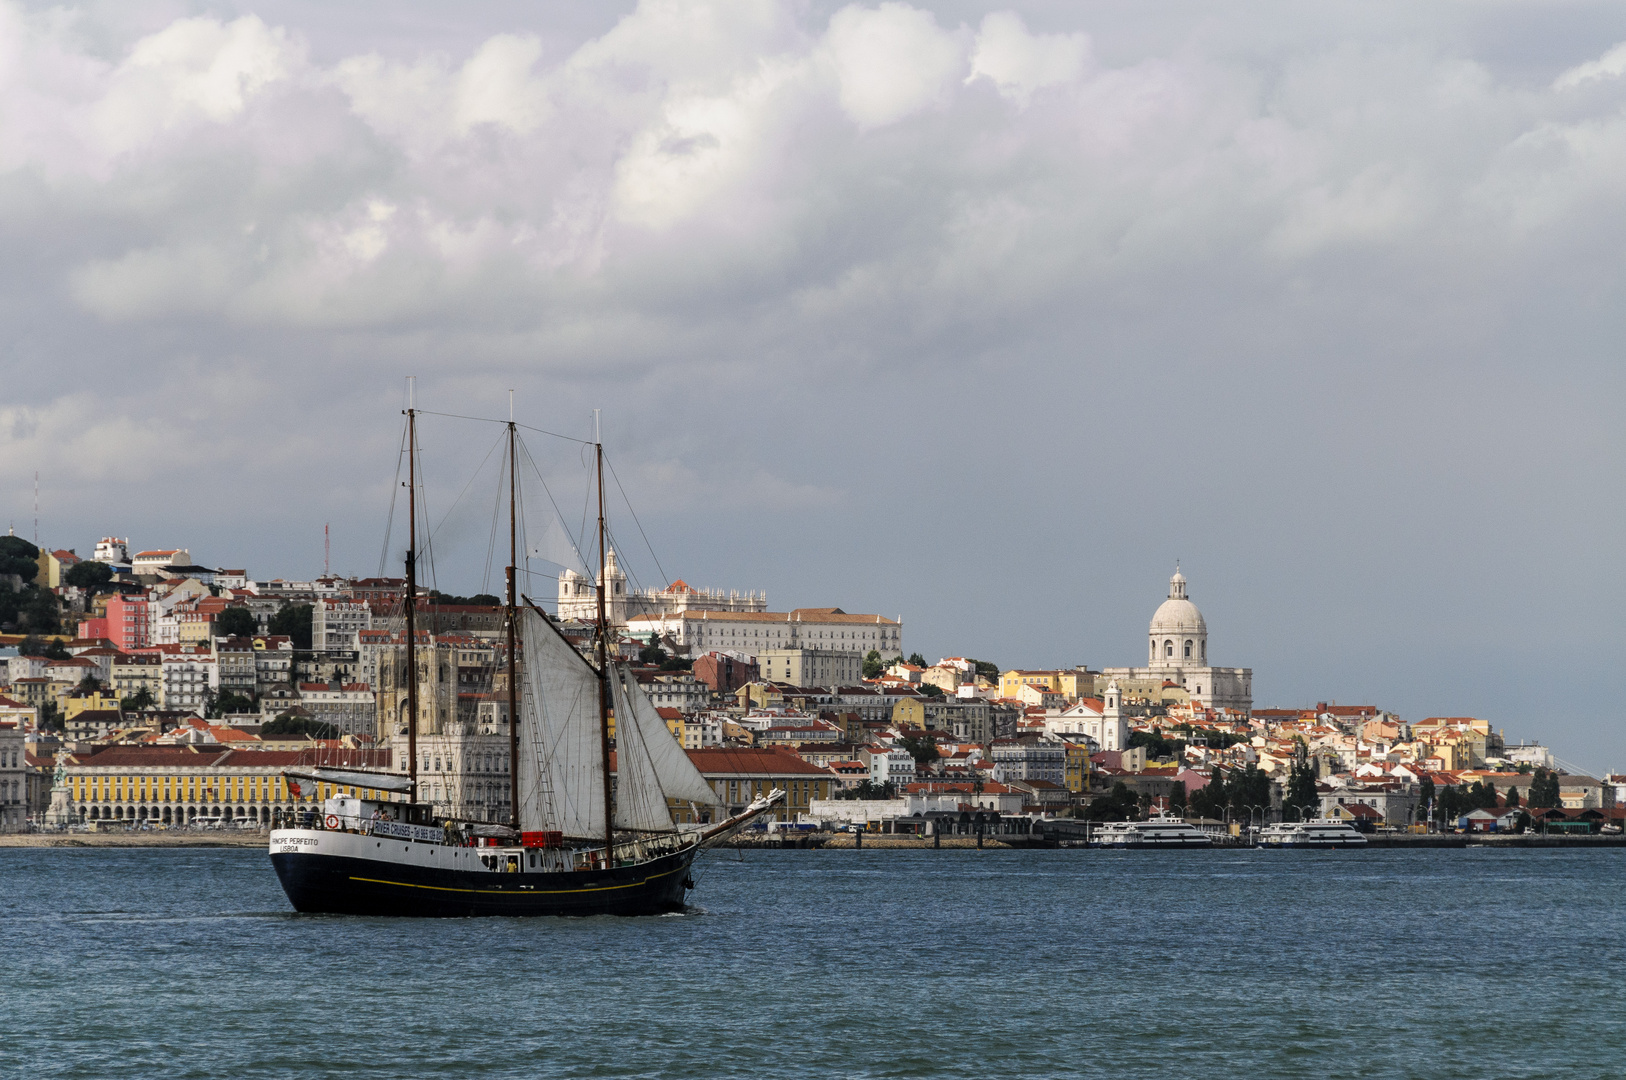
(1093, 812, 1213, 848)
(1257, 819, 1368, 849)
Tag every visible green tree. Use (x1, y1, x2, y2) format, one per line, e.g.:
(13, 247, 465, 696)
(18, 633, 47, 657)
(638, 633, 668, 667)
(1528, 768, 1559, 809)
(216, 606, 257, 638)
(1189, 767, 1229, 819)
(1169, 780, 1187, 814)
(1285, 739, 1319, 819)
(75, 674, 102, 695)
(1417, 775, 1436, 820)
(22, 588, 60, 634)
(971, 659, 1000, 683)
(42, 636, 69, 659)
(64, 560, 113, 592)
(897, 734, 940, 767)
(835, 779, 896, 801)
(38, 700, 62, 732)
(0, 536, 38, 583)
(121, 686, 155, 712)
(1227, 763, 1271, 820)
(268, 603, 314, 649)
(1128, 729, 1185, 761)
(862, 650, 884, 679)
(906, 652, 927, 668)
(1504, 786, 1520, 809)
(917, 681, 945, 698)
(426, 590, 500, 606)
(209, 691, 257, 718)
(260, 713, 337, 739)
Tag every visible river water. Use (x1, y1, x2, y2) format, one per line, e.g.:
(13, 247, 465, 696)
(4, 845, 1623, 1078)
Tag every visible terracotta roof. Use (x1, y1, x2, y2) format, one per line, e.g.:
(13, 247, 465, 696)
(683, 747, 830, 776)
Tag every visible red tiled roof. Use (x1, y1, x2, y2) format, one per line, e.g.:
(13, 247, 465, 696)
(683, 747, 830, 776)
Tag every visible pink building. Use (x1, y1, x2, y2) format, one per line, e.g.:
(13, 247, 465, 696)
(103, 593, 151, 652)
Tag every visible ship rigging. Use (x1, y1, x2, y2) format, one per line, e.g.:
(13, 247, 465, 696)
(268, 389, 783, 916)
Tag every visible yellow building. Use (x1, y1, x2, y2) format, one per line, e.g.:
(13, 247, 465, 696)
(61, 690, 123, 719)
(998, 669, 1089, 702)
(736, 682, 786, 711)
(1063, 741, 1093, 794)
(62, 745, 395, 826)
(892, 698, 926, 730)
(35, 548, 80, 589)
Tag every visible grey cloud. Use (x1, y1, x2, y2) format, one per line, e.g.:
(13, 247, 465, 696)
(0, 0, 1623, 765)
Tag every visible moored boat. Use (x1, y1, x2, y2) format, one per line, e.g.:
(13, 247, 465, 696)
(1257, 819, 1367, 849)
(1093, 811, 1213, 848)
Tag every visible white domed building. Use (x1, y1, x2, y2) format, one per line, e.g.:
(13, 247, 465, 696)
(1102, 568, 1252, 714)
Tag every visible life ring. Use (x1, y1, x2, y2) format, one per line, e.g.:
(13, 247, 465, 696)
(324, 814, 340, 830)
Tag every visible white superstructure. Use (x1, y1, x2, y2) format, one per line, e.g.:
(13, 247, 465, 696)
(1094, 812, 1213, 848)
(1258, 819, 1368, 848)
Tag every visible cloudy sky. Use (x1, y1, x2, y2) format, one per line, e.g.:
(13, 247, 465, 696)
(2, 0, 1623, 767)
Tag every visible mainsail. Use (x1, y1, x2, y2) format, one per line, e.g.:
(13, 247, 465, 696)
(609, 665, 720, 832)
(517, 606, 606, 839)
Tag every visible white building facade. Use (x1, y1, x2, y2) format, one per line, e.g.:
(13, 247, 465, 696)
(629, 608, 902, 665)
(557, 551, 767, 624)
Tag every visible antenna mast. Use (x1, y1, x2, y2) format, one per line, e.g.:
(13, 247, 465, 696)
(594, 410, 613, 854)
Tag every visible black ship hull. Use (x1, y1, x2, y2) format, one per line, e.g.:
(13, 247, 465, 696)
(270, 845, 698, 917)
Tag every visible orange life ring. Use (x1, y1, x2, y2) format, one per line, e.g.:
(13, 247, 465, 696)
(324, 814, 340, 830)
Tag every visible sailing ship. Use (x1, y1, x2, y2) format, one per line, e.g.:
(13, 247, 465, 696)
(268, 403, 783, 916)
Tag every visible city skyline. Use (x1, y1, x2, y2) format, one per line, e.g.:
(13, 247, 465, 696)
(2, 1, 1623, 768)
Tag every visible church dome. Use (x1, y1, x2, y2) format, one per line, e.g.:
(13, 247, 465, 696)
(1150, 597, 1206, 634)
(1149, 566, 1205, 634)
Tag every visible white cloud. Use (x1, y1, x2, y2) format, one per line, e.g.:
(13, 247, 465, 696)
(966, 11, 1087, 105)
(1554, 40, 1626, 90)
(824, 2, 964, 129)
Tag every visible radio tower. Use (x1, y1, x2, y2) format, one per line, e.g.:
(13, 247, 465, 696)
(324, 523, 330, 577)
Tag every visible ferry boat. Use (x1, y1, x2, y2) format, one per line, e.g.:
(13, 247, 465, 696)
(269, 405, 781, 916)
(1257, 819, 1368, 849)
(1093, 811, 1213, 848)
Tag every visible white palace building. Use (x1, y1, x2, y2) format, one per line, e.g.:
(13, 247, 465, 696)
(557, 551, 767, 624)
(1100, 567, 1253, 714)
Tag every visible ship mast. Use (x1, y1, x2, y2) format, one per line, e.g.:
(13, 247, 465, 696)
(506, 395, 521, 831)
(404, 387, 419, 805)
(594, 411, 613, 853)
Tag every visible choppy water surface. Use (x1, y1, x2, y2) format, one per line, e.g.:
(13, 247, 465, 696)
(4, 845, 1624, 1078)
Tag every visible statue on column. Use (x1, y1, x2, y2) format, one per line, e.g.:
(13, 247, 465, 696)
(45, 748, 75, 827)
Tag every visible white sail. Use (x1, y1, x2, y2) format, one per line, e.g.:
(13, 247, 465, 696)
(610, 665, 720, 832)
(518, 607, 606, 840)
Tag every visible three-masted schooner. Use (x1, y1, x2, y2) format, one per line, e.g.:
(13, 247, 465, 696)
(268, 405, 782, 916)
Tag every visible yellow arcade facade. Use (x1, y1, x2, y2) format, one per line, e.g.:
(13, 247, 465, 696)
(61, 745, 395, 826)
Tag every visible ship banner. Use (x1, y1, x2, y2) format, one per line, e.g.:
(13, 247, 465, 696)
(369, 820, 444, 843)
